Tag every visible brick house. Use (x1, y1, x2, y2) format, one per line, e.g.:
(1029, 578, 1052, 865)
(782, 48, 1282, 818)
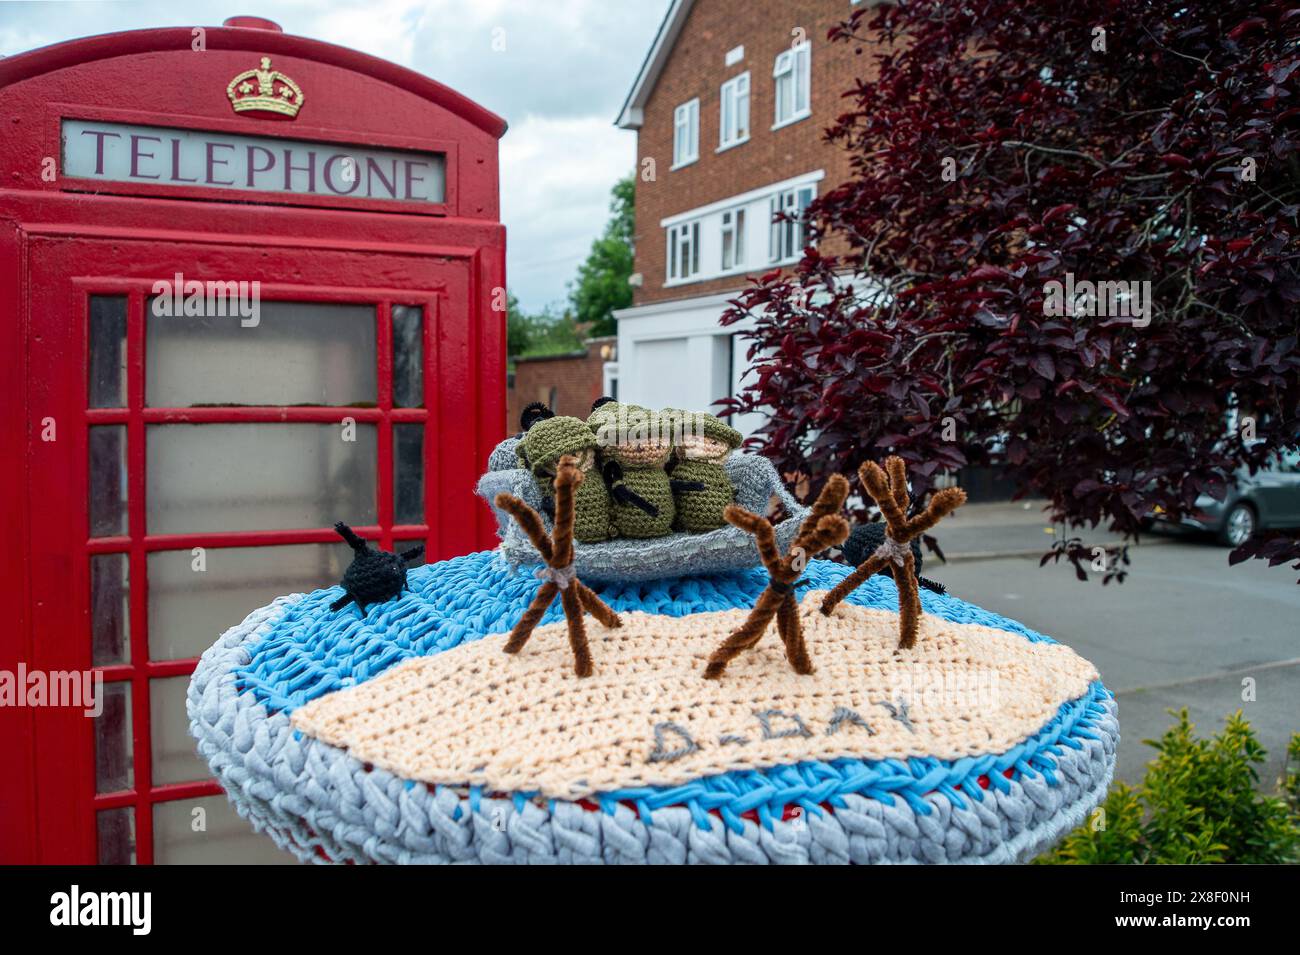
(506, 335, 618, 431)
(613, 0, 882, 432)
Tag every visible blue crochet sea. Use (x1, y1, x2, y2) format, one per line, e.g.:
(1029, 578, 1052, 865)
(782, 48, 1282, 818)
(232, 550, 1111, 833)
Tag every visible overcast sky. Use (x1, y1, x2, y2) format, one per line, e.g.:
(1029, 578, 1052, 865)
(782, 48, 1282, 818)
(0, 0, 668, 313)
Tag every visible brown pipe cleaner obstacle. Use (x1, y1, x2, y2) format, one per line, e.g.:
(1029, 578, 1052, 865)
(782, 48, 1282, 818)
(494, 454, 621, 677)
(703, 474, 851, 679)
(820, 456, 967, 649)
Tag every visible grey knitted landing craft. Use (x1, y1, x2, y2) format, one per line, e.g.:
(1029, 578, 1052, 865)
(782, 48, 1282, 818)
(477, 449, 809, 582)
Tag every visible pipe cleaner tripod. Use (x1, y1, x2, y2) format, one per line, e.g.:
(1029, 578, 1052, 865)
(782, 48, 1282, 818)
(820, 456, 966, 648)
(494, 454, 621, 677)
(703, 474, 851, 679)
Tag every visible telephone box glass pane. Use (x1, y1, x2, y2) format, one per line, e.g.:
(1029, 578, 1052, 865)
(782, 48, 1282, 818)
(94, 681, 133, 794)
(392, 304, 424, 408)
(88, 426, 127, 537)
(149, 676, 209, 785)
(90, 553, 130, 666)
(88, 295, 127, 408)
(393, 423, 424, 525)
(146, 423, 377, 534)
(97, 807, 136, 865)
(148, 543, 351, 661)
(153, 795, 298, 864)
(146, 301, 377, 407)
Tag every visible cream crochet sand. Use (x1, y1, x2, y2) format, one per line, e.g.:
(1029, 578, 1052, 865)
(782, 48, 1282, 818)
(290, 592, 1099, 799)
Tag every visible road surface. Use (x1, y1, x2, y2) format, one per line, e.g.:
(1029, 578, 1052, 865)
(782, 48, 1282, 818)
(930, 533, 1299, 788)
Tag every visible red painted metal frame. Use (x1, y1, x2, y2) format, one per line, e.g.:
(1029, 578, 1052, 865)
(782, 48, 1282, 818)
(0, 22, 507, 864)
(0, 217, 34, 864)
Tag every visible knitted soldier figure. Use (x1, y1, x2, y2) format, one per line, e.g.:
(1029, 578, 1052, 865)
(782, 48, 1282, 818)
(587, 397, 675, 538)
(665, 409, 743, 532)
(518, 408, 611, 545)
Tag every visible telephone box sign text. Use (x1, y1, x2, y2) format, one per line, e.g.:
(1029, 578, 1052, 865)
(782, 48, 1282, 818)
(61, 119, 447, 203)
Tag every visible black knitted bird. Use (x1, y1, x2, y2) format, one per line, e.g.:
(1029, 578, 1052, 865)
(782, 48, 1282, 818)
(330, 522, 424, 613)
(841, 522, 947, 595)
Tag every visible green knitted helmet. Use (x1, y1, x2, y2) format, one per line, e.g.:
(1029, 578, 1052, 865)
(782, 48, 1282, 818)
(587, 400, 661, 447)
(521, 416, 596, 475)
(659, 407, 688, 445)
(696, 412, 742, 450)
(665, 408, 742, 450)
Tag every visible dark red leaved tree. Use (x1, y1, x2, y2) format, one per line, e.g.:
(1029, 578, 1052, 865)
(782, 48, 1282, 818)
(722, 0, 1300, 581)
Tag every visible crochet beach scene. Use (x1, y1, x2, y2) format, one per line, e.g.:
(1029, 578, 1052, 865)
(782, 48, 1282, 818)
(288, 594, 1099, 798)
(189, 400, 1119, 865)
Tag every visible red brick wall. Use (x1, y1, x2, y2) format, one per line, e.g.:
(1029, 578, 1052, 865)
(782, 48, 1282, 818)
(631, 0, 882, 305)
(506, 337, 616, 432)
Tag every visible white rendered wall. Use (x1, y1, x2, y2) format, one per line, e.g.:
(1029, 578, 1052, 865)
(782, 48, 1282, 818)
(613, 290, 766, 436)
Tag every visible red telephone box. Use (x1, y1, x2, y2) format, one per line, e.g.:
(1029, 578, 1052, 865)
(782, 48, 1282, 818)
(0, 17, 506, 863)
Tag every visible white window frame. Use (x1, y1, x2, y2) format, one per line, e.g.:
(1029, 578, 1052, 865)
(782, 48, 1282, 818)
(720, 207, 746, 272)
(773, 41, 811, 129)
(667, 220, 701, 282)
(768, 184, 815, 263)
(672, 98, 699, 169)
(718, 72, 750, 151)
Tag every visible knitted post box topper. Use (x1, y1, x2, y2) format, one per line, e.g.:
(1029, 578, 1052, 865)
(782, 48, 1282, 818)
(494, 455, 621, 677)
(665, 409, 744, 532)
(704, 474, 851, 679)
(588, 397, 675, 538)
(821, 457, 967, 648)
(329, 522, 424, 614)
(518, 405, 611, 545)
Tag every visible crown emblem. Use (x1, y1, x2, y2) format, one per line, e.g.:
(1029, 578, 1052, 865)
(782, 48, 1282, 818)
(227, 56, 304, 118)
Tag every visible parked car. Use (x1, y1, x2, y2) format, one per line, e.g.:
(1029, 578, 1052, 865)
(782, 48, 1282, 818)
(1154, 449, 1300, 546)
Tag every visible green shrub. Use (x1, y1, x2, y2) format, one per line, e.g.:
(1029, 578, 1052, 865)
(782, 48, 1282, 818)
(1284, 733, 1300, 818)
(1039, 709, 1300, 864)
